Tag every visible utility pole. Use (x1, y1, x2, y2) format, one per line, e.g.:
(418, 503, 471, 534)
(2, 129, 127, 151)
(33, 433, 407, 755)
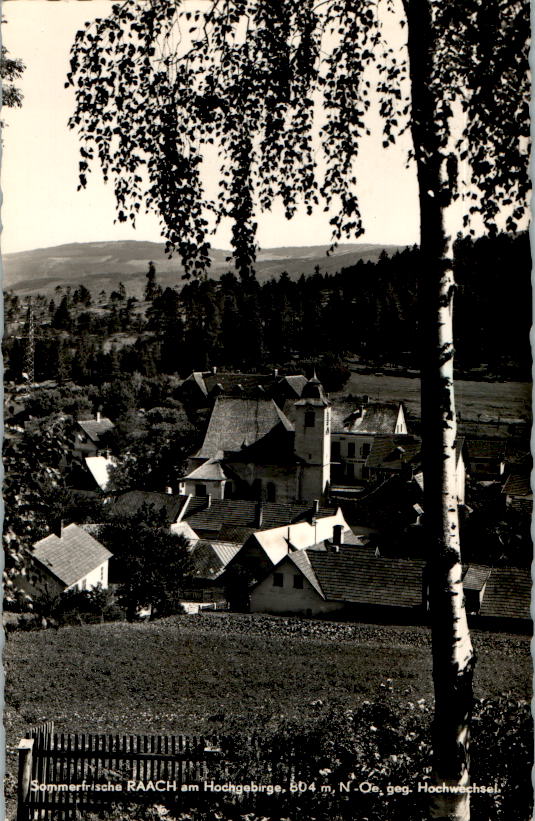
(22, 298, 35, 392)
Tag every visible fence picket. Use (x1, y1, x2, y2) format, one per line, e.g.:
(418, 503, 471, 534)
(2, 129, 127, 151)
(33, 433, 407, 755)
(19, 725, 269, 820)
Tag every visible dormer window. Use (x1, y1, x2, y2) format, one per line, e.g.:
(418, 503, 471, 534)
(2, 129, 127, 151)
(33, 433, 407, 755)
(305, 410, 315, 428)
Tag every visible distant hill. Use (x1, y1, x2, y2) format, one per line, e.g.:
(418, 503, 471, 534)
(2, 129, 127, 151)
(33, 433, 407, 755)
(2, 240, 407, 297)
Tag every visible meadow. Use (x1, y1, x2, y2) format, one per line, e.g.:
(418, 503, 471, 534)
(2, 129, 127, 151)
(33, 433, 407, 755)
(5, 613, 530, 744)
(342, 372, 531, 425)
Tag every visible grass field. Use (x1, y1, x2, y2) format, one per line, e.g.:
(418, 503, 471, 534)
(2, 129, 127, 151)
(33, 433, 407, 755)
(340, 372, 531, 425)
(5, 613, 531, 746)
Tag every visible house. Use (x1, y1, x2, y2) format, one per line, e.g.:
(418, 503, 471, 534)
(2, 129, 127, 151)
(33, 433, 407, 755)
(330, 399, 407, 484)
(461, 564, 531, 628)
(250, 548, 531, 628)
(182, 375, 332, 504)
(180, 498, 337, 542)
(366, 434, 422, 482)
(228, 507, 355, 581)
(74, 412, 115, 458)
(22, 524, 112, 598)
(465, 438, 507, 480)
(188, 540, 242, 582)
(501, 471, 532, 513)
(250, 543, 426, 617)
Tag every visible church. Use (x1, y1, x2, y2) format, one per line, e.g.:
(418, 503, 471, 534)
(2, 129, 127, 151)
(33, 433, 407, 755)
(180, 375, 331, 505)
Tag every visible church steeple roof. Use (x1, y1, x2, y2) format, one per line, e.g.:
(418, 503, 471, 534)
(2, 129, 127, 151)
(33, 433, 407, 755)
(295, 373, 330, 406)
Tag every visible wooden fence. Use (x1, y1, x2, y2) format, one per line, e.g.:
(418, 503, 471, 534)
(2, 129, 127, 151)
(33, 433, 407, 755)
(17, 722, 231, 820)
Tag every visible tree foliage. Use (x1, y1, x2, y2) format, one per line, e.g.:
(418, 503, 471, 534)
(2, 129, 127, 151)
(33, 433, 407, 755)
(1, 43, 24, 109)
(68, 0, 529, 280)
(97, 505, 193, 618)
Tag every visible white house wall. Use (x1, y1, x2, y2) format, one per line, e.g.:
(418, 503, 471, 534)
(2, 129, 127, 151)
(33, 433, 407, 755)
(250, 560, 342, 615)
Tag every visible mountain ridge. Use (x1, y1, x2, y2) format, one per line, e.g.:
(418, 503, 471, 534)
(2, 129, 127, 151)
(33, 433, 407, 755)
(2, 239, 408, 296)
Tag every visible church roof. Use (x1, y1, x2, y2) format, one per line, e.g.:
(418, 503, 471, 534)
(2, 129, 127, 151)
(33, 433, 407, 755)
(295, 375, 330, 407)
(196, 397, 293, 460)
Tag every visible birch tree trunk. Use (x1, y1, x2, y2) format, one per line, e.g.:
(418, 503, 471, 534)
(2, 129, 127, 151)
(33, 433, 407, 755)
(404, 2, 476, 818)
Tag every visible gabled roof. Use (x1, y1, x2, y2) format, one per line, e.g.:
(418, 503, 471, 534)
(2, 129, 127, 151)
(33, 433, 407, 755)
(183, 459, 230, 482)
(331, 401, 402, 434)
(196, 397, 294, 460)
(366, 435, 422, 470)
(280, 375, 308, 397)
(307, 548, 426, 608)
(183, 499, 336, 538)
(107, 491, 187, 524)
(77, 417, 115, 442)
(32, 524, 112, 588)
(85, 456, 115, 491)
(462, 565, 492, 591)
(248, 510, 349, 565)
(190, 540, 241, 580)
(182, 371, 209, 398)
(502, 472, 532, 498)
(286, 551, 325, 598)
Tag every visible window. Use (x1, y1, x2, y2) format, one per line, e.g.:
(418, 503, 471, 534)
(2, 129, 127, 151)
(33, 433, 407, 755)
(305, 410, 315, 428)
(361, 443, 371, 458)
(293, 576, 304, 589)
(331, 441, 341, 460)
(347, 442, 355, 458)
(273, 573, 284, 587)
(195, 483, 207, 497)
(267, 482, 276, 502)
(346, 463, 355, 478)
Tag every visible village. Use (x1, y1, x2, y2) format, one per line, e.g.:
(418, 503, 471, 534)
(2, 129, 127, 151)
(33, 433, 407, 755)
(4, 349, 531, 632)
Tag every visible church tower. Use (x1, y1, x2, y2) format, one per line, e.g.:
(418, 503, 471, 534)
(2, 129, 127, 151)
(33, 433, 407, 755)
(294, 374, 331, 503)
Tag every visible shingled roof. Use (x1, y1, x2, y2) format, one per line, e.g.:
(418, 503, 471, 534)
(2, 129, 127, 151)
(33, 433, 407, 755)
(77, 417, 115, 442)
(189, 540, 241, 580)
(196, 397, 293, 460)
(502, 472, 532, 498)
(307, 548, 426, 608)
(32, 524, 112, 588)
(367, 435, 422, 470)
(183, 459, 230, 482)
(477, 566, 532, 621)
(183, 499, 335, 539)
(331, 401, 402, 434)
(107, 491, 187, 523)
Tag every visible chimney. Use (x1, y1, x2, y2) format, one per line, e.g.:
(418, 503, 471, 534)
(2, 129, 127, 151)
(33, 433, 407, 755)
(256, 501, 263, 529)
(333, 524, 344, 547)
(55, 519, 64, 538)
(312, 499, 320, 516)
(273, 368, 279, 378)
(212, 366, 217, 375)
(165, 486, 173, 495)
(96, 410, 101, 423)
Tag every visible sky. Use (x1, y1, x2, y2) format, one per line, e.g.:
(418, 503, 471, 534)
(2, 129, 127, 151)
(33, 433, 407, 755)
(1, 1, 419, 255)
